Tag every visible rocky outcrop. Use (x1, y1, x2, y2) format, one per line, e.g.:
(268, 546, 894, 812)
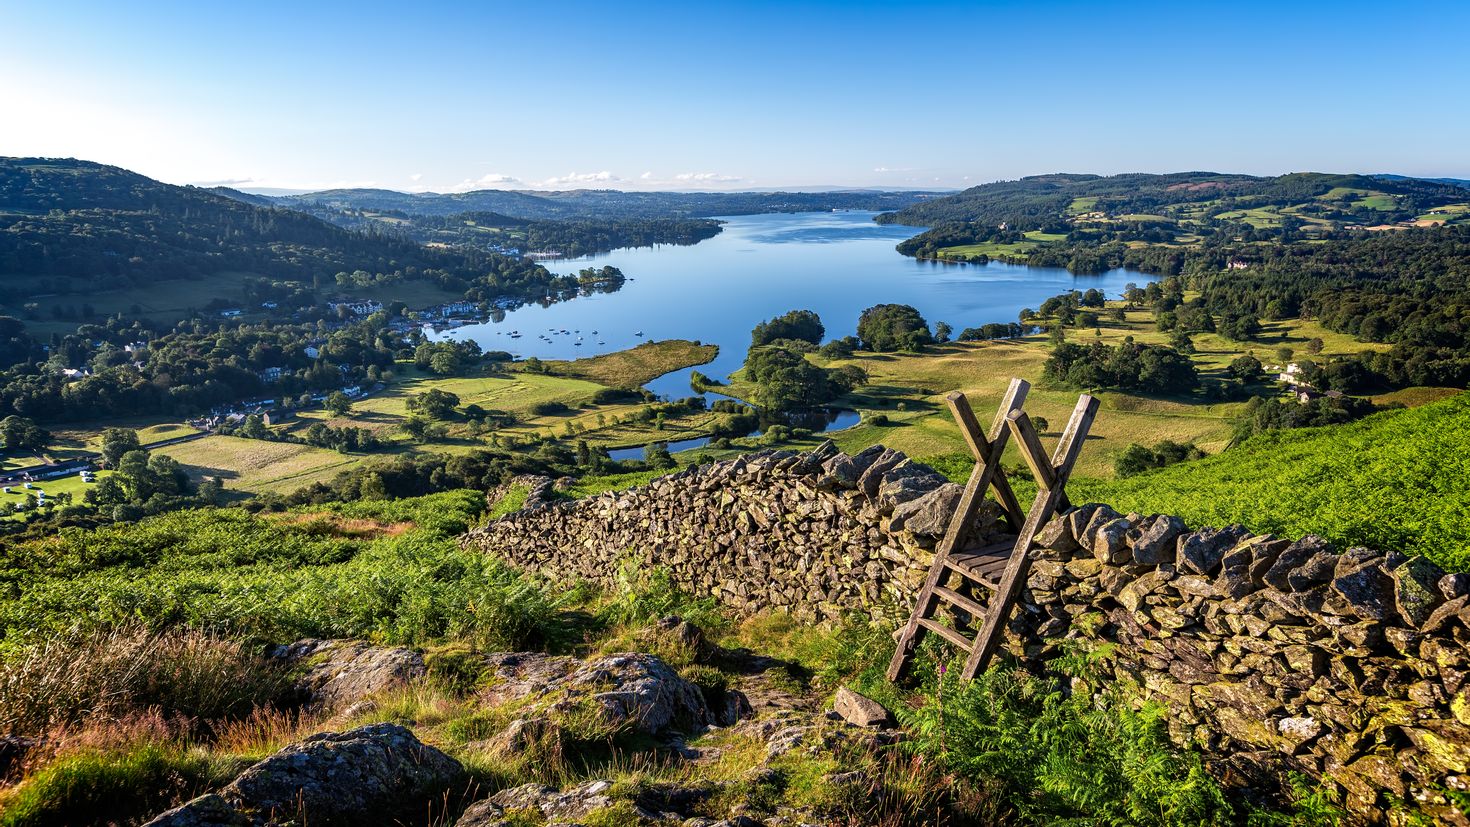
(479, 651, 718, 736)
(144, 724, 464, 827)
(1006, 503, 1470, 820)
(463, 442, 1005, 621)
(270, 639, 426, 710)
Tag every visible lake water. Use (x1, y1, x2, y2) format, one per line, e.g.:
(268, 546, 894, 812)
(436, 209, 1153, 403)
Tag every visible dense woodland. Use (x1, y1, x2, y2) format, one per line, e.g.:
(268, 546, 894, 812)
(0, 159, 567, 304)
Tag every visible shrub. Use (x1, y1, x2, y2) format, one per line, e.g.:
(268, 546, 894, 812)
(902, 651, 1234, 825)
(530, 401, 572, 416)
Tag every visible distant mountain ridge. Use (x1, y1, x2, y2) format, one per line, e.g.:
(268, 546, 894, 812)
(250, 186, 942, 221)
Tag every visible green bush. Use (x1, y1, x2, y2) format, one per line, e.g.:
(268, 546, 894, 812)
(902, 650, 1234, 825)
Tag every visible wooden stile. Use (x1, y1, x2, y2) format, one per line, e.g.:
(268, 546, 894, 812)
(887, 380, 1098, 682)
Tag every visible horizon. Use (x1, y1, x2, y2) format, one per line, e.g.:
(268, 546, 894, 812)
(6, 0, 1469, 192)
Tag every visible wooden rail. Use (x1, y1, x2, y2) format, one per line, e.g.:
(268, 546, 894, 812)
(888, 379, 1097, 681)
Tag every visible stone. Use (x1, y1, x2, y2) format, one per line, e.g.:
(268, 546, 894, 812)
(145, 724, 464, 827)
(486, 717, 560, 757)
(857, 449, 906, 497)
(1130, 515, 1185, 566)
(270, 639, 426, 710)
(1259, 536, 1326, 591)
(1035, 515, 1079, 554)
(1332, 564, 1403, 623)
(480, 652, 712, 736)
(1441, 572, 1470, 601)
(453, 798, 509, 826)
(144, 794, 251, 827)
(1286, 550, 1339, 593)
(832, 687, 890, 727)
(1276, 716, 1324, 751)
(1178, 526, 1247, 576)
(1392, 557, 1447, 628)
(888, 483, 961, 536)
(1091, 517, 1134, 565)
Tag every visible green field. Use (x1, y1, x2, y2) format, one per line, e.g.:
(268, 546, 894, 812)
(0, 471, 109, 521)
(712, 299, 1405, 480)
(152, 436, 356, 495)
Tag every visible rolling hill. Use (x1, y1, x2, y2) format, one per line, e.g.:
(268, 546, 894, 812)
(0, 157, 552, 306)
(878, 171, 1470, 262)
(1074, 391, 1470, 569)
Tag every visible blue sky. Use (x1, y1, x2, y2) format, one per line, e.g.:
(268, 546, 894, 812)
(4, 0, 1467, 192)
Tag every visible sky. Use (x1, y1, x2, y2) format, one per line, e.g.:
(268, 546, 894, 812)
(4, 0, 1468, 193)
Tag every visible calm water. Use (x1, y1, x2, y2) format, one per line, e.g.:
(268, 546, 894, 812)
(435, 211, 1155, 400)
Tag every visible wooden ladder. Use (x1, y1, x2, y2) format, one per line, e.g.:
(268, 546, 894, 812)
(888, 378, 1099, 681)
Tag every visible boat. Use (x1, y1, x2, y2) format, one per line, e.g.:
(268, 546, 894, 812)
(634, 331, 644, 336)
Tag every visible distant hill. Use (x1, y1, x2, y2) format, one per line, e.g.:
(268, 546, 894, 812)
(261, 187, 940, 221)
(1075, 391, 1470, 569)
(877, 171, 1470, 261)
(0, 157, 546, 301)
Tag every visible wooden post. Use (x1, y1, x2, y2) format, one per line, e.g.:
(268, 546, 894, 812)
(960, 393, 1097, 678)
(885, 379, 1028, 682)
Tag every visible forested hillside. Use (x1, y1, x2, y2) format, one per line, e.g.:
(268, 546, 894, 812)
(1076, 391, 1470, 569)
(0, 158, 558, 301)
(879, 171, 1467, 238)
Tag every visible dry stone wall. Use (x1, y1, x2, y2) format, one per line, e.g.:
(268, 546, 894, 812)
(1012, 503, 1470, 820)
(464, 443, 1470, 819)
(464, 441, 1005, 622)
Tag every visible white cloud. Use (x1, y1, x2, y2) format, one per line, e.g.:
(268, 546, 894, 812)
(409, 173, 422, 181)
(673, 171, 743, 183)
(873, 166, 916, 173)
(640, 171, 653, 180)
(534, 170, 622, 189)
(447, 172, 525, 192)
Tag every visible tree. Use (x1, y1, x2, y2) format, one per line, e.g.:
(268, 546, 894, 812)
(856, 304, 933, 352)
(99, 428, 141, 468)
(751, 310, 824, 348)
(934, 322, 953, 344)
(1227, 355, 1263, 381)
(406, 388, 460, 420)
(325, 391, 353, 416)
(0, 416, 49, 454)
(1305, 337, 1324, 355)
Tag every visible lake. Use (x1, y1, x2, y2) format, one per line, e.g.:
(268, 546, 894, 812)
(435, 211, 1155, 400)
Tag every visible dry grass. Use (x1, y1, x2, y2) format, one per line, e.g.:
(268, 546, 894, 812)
(0, 625, 294, 738)
(540, 339, 718, 389)
(151, 435, 355, 494)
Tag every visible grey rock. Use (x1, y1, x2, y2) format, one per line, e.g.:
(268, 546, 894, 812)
(888, 483, 960, 536)
(1441, 572, 1470, 601)
(1035, 515, 1079, 554)
(1130, 515, 1185, 566)
(832, 687, 889, 727)
(146, 724, 463, 827)
(142, 794, 250, 827)
(481, 652, 712, 737)
(1178, 526, 1247, 576)
(1259, 536, 1327, 591)
(1392, 557, 1447, 628)
(1332, 565, 1403, 623)
(270, 639, 425, 710)
(1091, 517, 1134, 565)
